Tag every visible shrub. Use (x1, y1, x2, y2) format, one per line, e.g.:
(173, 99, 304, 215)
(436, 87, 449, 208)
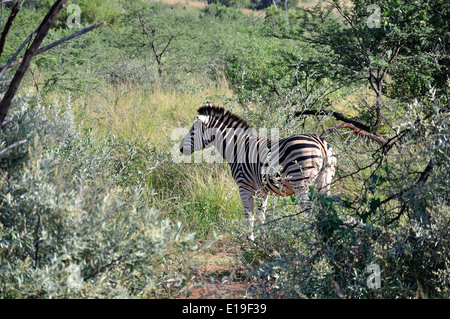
(241, 93, 449, 299)
(0, 96, 202, 298)
(248, 191, 449, 299)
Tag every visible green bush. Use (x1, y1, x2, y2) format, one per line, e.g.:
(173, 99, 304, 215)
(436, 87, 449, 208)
(35, 0, 121, 26)
(250, 193, 449, 298)
(243, 94, 450, 299)
(208, 0, 251, 8)
(208, 0, 298, 10)
(0, 96, 202, 298)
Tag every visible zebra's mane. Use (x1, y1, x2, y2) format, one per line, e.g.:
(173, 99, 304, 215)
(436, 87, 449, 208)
(197, 105, 251, 132)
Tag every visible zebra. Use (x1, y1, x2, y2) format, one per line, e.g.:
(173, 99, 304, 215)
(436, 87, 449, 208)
(179, 104, 337, 241)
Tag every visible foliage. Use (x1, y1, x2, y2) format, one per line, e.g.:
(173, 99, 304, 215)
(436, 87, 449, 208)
(0, 96, 203, 298)
(0, 0, 448, 299)
(296, 0, 450, 101)
(249, 193, 449, 298)
(208, 0, 251, 8)
(27, 0, 121, 26)
(241, 92, 450, 299)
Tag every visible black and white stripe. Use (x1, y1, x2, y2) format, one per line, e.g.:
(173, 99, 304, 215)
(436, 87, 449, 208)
(180, 104, 337, 240)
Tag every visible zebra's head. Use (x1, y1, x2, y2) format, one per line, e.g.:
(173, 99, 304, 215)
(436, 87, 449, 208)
(179, 103, 216, 155)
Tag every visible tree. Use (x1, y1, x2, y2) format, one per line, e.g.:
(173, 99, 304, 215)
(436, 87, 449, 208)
(121, 1, 183, 78)
(208, 0, 298, 10)
(281, 0, 448, 139)
(387, 0, 450, 100)
(299, 1, 417, 131)
(0, 0, 69, 125)
(0, 0, 105, 160)
(291, 0, 450, 225)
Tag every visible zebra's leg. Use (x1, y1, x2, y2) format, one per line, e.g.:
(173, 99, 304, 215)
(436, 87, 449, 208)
(239, 187, 255, 241)
(289, 177, 313, 212)
(295, 189, 312, 212)
(316, 162, 335, 195)
(256, 194, 269, 238)
(316, 172, 328, 194)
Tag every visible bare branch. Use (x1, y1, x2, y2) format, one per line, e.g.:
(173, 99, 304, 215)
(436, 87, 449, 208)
(0, 138, 27, 158)
(138, 15, 175, 76)
(294, 109, 372, 132)
(0, 29, 37, 79)
(159, 35, 174, 57)
(385, 158, 435, 225)
(1, 116, 13, 126)
(330, 0, 371, 65)
(416, 158, 434, 186)
(321, 122, 388, 145)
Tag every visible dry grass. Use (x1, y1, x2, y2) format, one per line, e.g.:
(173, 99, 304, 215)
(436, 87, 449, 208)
(157, 0, 345, 18)
(160, 0, 266, 17)
(69, 76, 244, 243)
(161, 0, 207, 10)
(74, 77, 234, 151)
(297, 0, 322, 9)
(333, 86, 378, 116)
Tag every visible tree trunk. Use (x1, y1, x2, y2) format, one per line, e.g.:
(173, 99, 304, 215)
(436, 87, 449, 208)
(0, 0, 68, 125)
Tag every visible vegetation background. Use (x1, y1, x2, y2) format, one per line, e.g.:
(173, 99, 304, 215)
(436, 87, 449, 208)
(0, 0, 448, 298)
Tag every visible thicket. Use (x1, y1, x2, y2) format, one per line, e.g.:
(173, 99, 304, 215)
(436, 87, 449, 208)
(0, 0, 448, 298)
(240, 92, 449, 298)
(0, 94, 211, 298)
(229, 0, 450, 298)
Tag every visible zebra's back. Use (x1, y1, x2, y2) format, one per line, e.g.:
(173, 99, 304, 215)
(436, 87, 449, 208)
(259, 134, 335, 196)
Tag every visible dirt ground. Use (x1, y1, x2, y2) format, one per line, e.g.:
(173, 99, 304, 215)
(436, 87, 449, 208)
(183, 238, 272, 299)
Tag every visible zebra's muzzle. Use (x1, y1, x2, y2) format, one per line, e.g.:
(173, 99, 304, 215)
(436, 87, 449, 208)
(179, 145, 193, 155)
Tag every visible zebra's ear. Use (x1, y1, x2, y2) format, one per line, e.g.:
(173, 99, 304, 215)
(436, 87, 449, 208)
(197, 115, 210, 123)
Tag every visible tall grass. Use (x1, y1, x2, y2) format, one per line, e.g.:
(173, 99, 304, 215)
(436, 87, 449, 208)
(73, 77, 234, 149)
(67, 78, 243, 238)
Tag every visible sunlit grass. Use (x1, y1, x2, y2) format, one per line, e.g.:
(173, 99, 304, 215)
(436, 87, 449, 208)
(69, 77, 242, 236)
(73, 77, 234, 151)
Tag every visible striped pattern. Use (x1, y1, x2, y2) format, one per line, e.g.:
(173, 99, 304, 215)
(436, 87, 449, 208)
(180, 104, 337, 240)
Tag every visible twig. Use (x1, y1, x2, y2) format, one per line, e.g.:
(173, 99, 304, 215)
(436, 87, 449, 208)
(1, 116, 13, 126)
(0, 29, 37, 79)
(0, 138, 28, 158)
(138, 16, 174, 76)
(33, 210, 41, 269)
(333, 280, 346, 298)
(294, 109, 371, 132)
(263, 206, 313, 228)
(416, 158, 434, 186)
(385, 158, 435, 225)
(83, 250, 134, 281)
(29, 68, 39, 92)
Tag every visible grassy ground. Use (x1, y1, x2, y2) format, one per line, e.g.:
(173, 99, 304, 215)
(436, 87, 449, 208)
(69, 78, 244, 234)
